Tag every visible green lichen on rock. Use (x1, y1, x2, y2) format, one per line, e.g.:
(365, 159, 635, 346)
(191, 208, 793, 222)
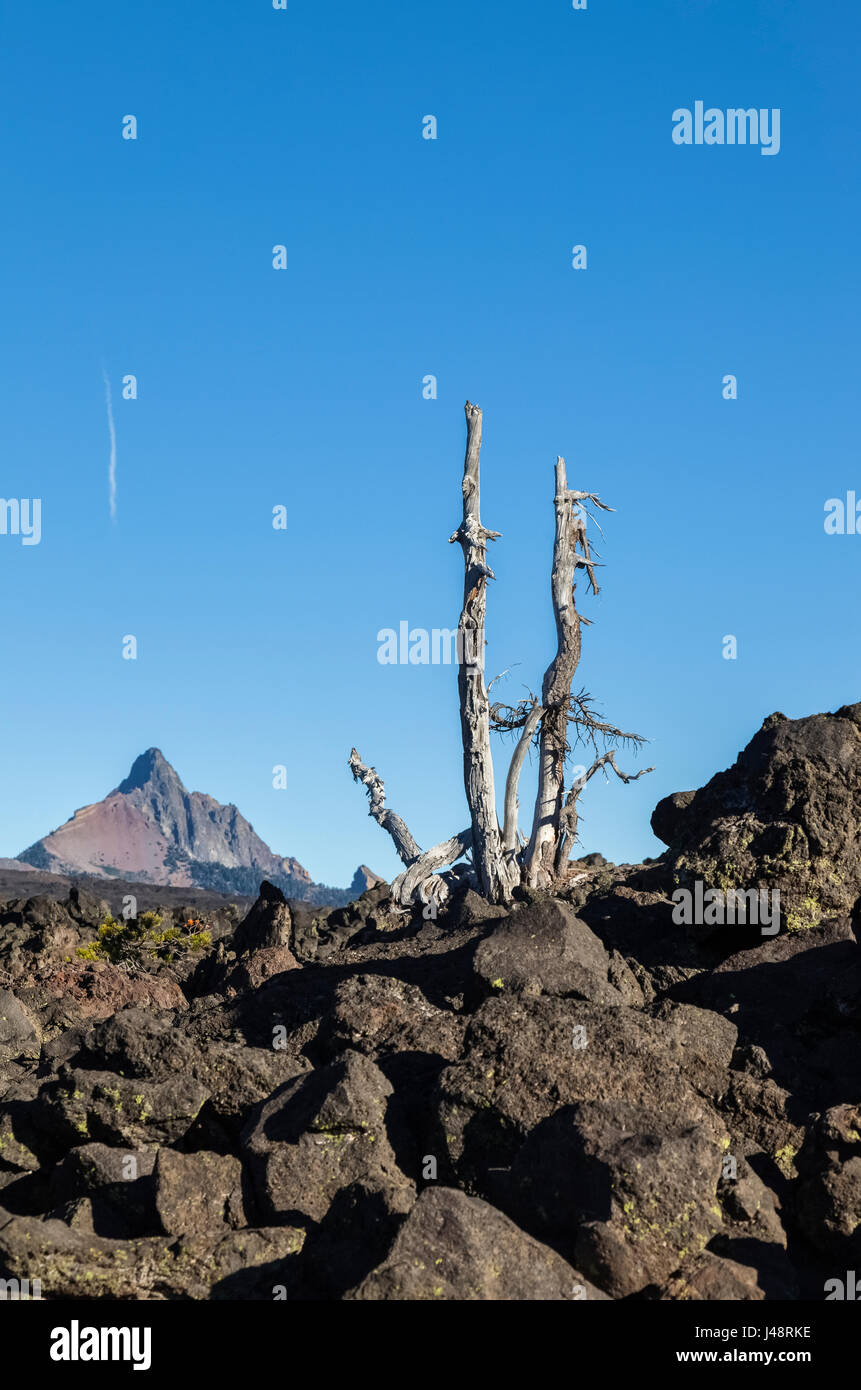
(785, 897, 822, 932)
(653, 704, 861, 931)
(774, 1143, 798, 1178)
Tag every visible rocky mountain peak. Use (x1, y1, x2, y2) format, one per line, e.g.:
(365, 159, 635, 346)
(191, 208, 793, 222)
(116, 748, 178, 795)
(16, 750, 376, 907)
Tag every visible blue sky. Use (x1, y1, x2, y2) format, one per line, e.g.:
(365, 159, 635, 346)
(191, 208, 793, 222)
(1, 0, 859, 887)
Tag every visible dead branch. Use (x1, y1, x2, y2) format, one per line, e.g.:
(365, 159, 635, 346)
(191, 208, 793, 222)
(554, 750, 655, 874)
(502, 701, 544, 854)
(566, 490, 614, 512)
(490, 689, 540, 735)
(391, 827, 473, 907)
(568, 690, 649, 760)
(349, 748, 422, 866)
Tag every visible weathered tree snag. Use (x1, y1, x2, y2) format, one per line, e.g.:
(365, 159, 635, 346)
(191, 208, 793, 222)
(349, 404, 651, 909)
(349, 748, 422, 866)
(448, 402, 517, 903)
(525, 458, 587, 886)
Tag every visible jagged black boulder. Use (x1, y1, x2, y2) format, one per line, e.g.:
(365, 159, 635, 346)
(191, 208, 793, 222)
(652, 703, 861, 930)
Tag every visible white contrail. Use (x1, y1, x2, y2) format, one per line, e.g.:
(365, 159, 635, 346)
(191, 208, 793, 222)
(103, 368, 117, 520)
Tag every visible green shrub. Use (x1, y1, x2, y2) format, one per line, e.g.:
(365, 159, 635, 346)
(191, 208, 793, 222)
(76, 911, 211, 967)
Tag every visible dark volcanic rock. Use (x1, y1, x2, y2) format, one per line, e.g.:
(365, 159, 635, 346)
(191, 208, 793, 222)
(577, 869, 710, 994)
(34, 1067, 210, 1153)
(241, 1050, 413, 1225)
(0, 990, 41, 1049)
(184, 1047, 312, 1147)
(659, 1251, 768, 1300)
(217, 945, 300, 996)
(153, 1149, 245, 1235)
(506, 1099, 725, 1298)
(473, 900, 623, 1004)
(0, 894, 82, 979)
(721, 1071, 807, 1176)
(709, 1154, 797, 1299)
(308, 883, 398, 959)
(231, 882, 294, 957)
(794, 1104, 861, 1263)
(652, 703, 861, 930)
(66, 885, 111, 927)
(48, 1142, 158, 1238)
(78, 1008, 194, 1078)
(649, 1001, 738, 1103)
(241, 1050, 415, 1295)
(349, 1187, 607, 1301)
(19, 961, 187, 1024)
(58, 1006, 311, 1146)
(445, 887, 509, 929)
(679, 917, 861, 1115)
(0, 1090, 44, 1175)
(651, 790, 697, 847)
(0, 1209, 304, 1299)
(718, 1158, 787, 1248)
(318, 973, 466, 1065)
(435, 996, 724, 1201)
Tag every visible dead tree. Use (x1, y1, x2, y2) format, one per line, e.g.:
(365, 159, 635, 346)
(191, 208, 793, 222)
(524, 458, 589, 885)
(350, 401, 652, 907)
(447, 402, 519, 903)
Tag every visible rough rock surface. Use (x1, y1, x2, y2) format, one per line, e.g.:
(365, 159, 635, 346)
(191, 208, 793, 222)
(652, 703, 861, 932)
(349, 1187, 607, 1300)
(505, 1099, 727, 1297)
(472, 900, 623, 1003)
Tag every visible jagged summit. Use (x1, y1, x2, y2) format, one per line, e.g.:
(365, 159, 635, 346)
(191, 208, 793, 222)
(17, 749, 371, 906)
(116, 747, 177, 795)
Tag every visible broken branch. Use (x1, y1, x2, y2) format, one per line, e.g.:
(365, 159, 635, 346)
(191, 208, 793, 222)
(349, 749, 422, 867)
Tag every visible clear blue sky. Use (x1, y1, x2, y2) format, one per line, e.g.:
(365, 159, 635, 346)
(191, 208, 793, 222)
(1, 0, 858, 887)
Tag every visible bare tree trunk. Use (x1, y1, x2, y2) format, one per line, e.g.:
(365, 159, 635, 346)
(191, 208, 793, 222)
(449, 402, 517, 903)
(526, 458, 583, 886)
(502, 701, 543, 855)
